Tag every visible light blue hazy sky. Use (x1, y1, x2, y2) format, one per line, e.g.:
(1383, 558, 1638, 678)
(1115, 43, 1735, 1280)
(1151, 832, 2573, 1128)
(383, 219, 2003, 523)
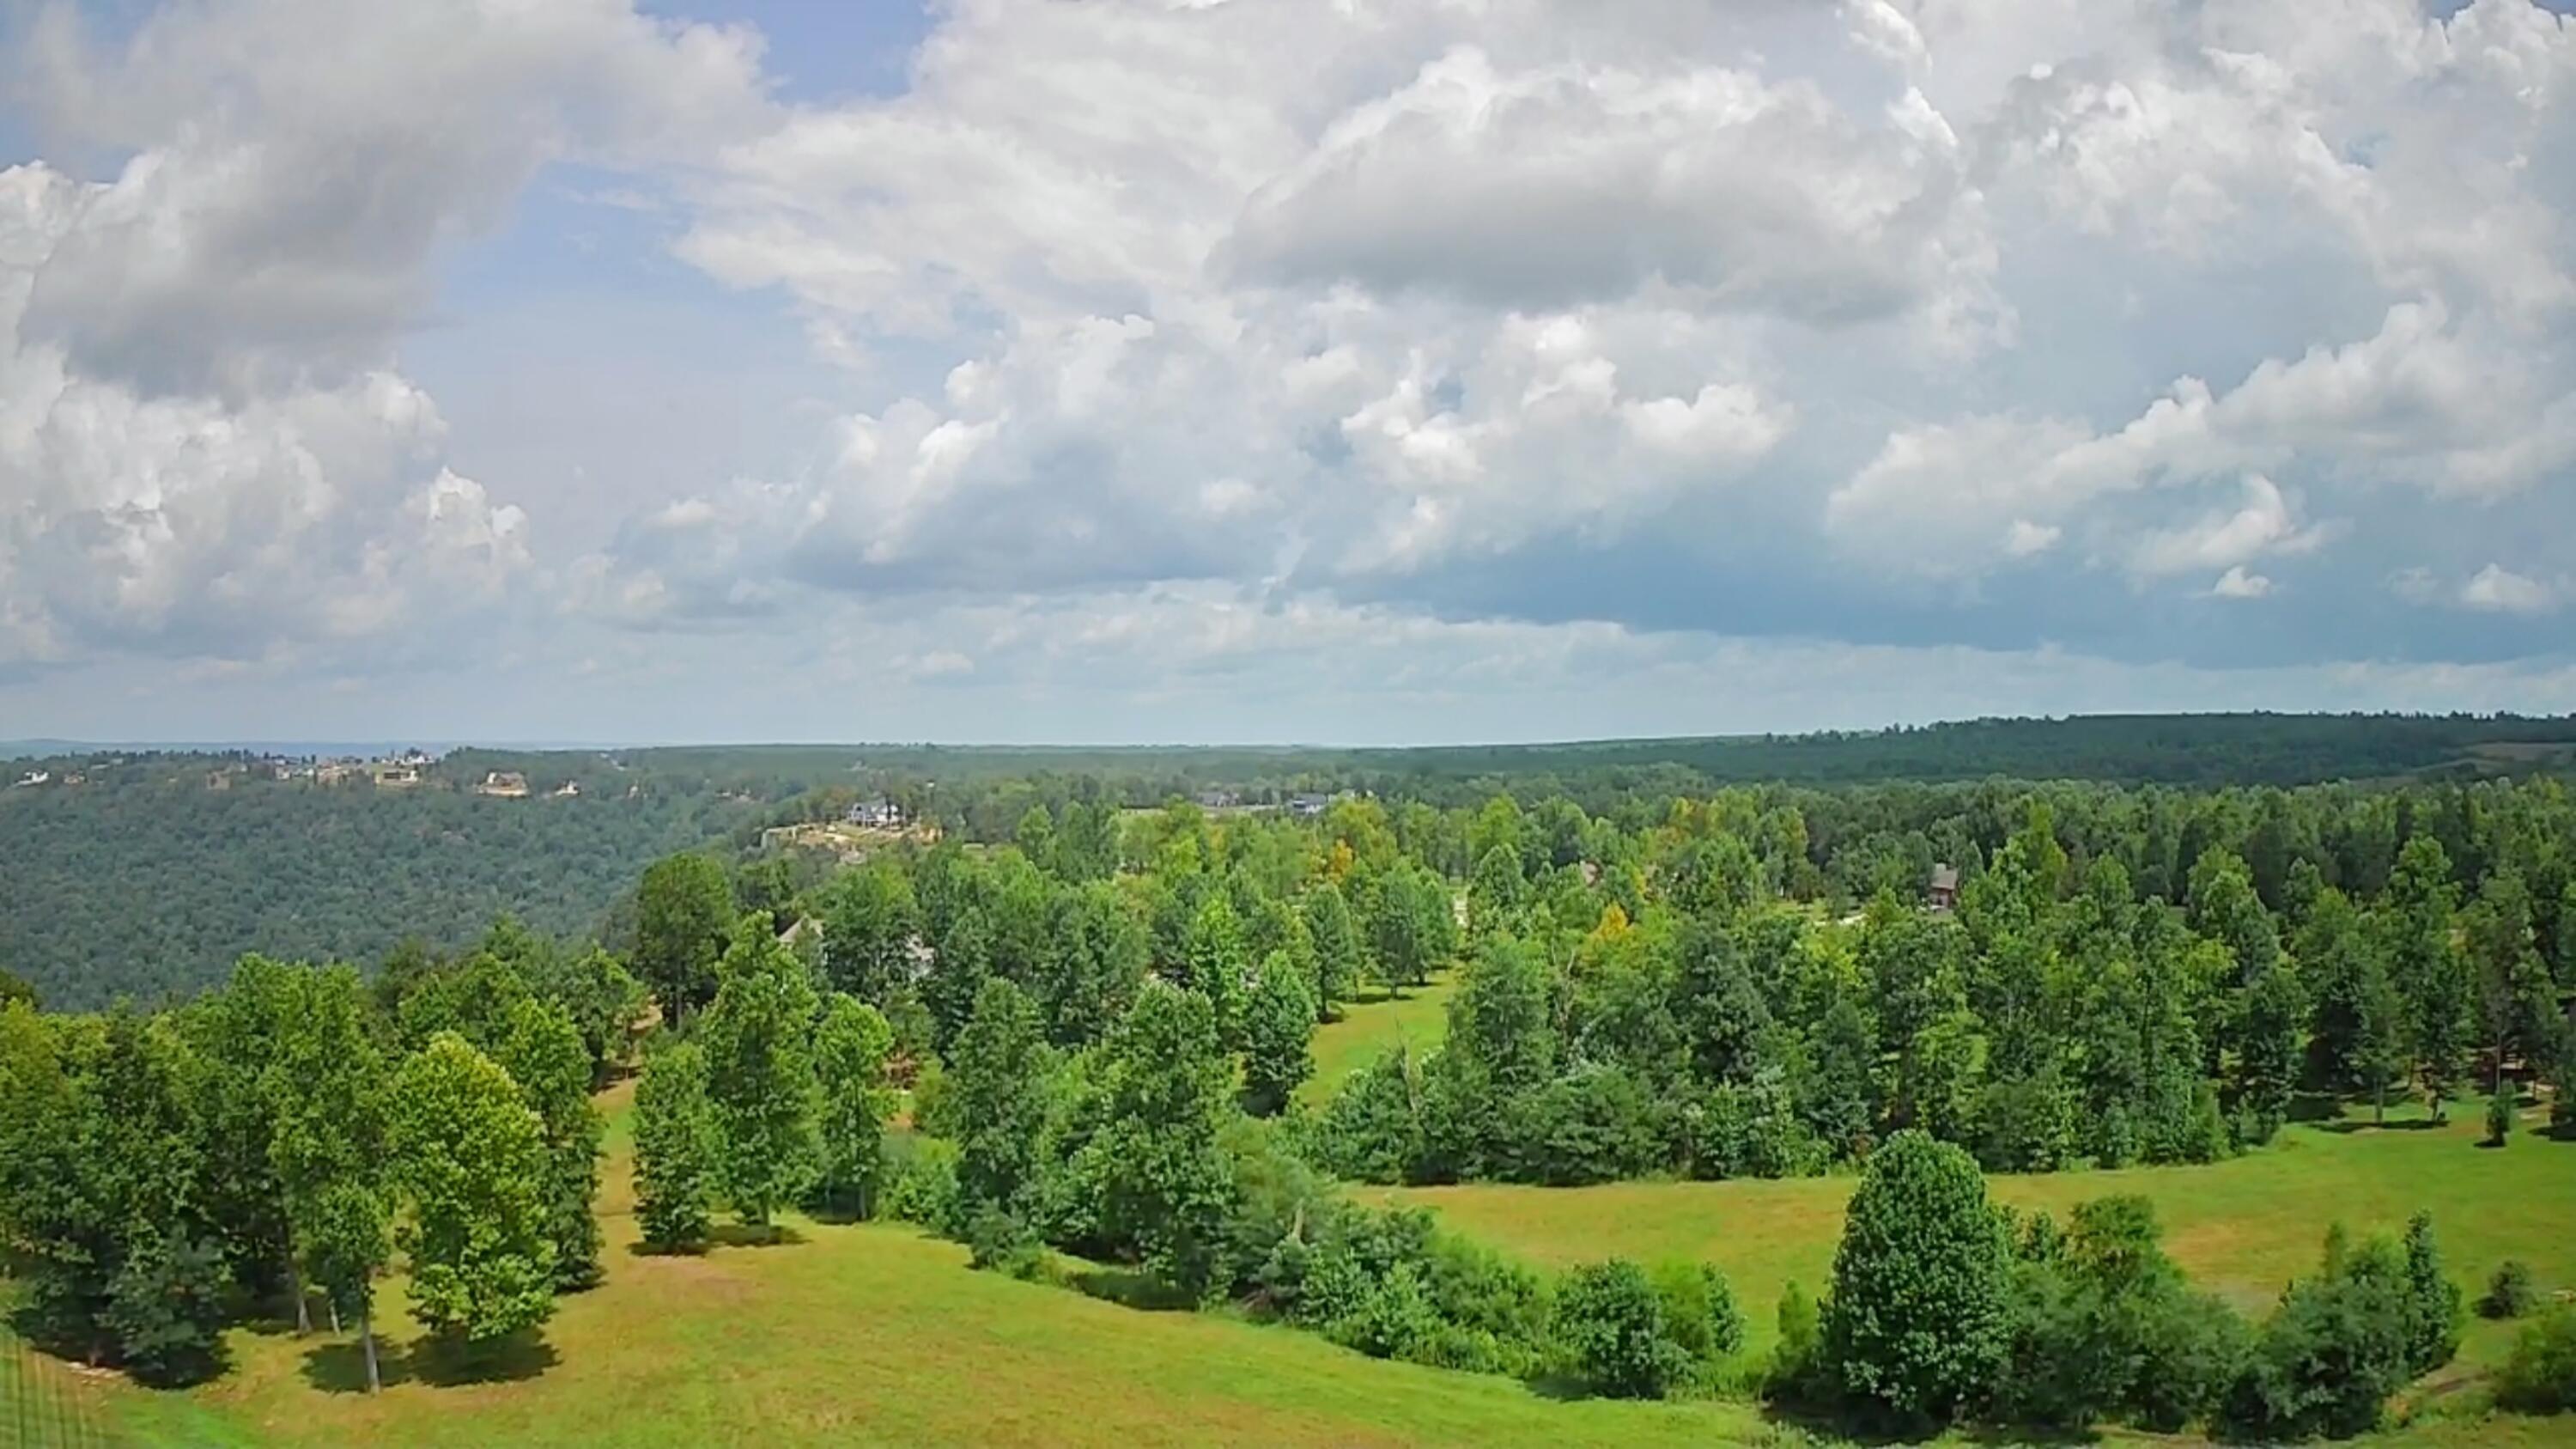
(3, 0, 2575, 745)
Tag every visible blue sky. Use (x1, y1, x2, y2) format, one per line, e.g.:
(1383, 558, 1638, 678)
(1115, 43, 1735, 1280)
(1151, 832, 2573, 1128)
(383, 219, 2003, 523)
(3, 0, 2575, 745)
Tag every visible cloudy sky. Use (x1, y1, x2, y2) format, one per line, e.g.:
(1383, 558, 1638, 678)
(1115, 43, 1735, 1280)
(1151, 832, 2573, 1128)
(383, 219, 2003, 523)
(3, 0, 2574, 746)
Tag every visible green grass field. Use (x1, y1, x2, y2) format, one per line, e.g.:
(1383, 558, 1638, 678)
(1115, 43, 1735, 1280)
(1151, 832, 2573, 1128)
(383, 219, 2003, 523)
(1374, 1100, 2576, 1374)
(1301, 974, 1455, 1108)
(33, 985, 2576, 1446)
(67, 1078, 1762, 1449)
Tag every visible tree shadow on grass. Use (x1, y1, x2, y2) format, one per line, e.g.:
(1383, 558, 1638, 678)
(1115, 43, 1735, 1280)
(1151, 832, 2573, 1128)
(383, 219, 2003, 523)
(408, 1330, 558, 1387)
(2314, 1117, 2444, 1134)
(301, 1338, 414, 1395)
(2286, 1093, 2345, 1123)
(1068, 1266, 1197, 1312)
(709, 1223, 807, 1249)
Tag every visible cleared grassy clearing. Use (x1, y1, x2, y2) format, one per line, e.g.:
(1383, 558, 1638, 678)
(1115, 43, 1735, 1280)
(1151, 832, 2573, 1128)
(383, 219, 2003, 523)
(1377, 1099, 2576, 1382)
(1300, 974, 1455, 1108)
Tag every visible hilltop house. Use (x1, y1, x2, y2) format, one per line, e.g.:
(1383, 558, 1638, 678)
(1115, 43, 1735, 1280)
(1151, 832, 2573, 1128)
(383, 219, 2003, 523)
(477, 770, 530, 798)
(1285, 792, 1331, 819)
(848, 796, 905, 829)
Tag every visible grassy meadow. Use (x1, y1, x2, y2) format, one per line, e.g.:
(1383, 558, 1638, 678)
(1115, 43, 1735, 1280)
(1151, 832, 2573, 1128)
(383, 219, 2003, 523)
(64, 1078, 1763, 1449)
(1300, 972, 1455, 1108)
(27, 983, 2573, 1447)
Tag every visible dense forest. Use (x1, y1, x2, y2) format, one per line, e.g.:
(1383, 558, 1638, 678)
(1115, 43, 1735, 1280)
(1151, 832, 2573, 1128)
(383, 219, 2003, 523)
(0, 758, 751, 1009)
(9, 752, 2576, 1440)
(9, 712, 2576, 1011)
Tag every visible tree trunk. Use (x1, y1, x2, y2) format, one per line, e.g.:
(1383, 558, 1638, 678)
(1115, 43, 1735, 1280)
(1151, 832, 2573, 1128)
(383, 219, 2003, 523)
(360, 1302, 380, 1394)
(329, 1299, 342, 1335)
(293, 1265, 312, 1336)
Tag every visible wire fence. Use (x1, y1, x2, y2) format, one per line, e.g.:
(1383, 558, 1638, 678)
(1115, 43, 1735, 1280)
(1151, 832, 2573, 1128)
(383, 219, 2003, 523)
(0, 1324, 112, 1449)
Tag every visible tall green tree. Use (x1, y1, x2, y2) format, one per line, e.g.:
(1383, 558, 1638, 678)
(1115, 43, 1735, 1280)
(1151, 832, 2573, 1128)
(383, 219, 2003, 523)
(495, 997, 605, 1289)
(634, 853, 735, 1026)
(267, 965, 392, 1388)
(1240, 949, 1316, 1117)
(701, 916, 823, 1234)
(1184, 893, 1251, 1047)
(2380, 837, 2470, 1117)
(812, 994, 896, 1219)
(948, 977, 1053, 1227)
(1302, 882, 1364, 1019)
(1091, 981, 1236, 1298)
(632, 1040, 717, 1252)
(820, 861, 920, 1005)
(388, 1032, 556, 1344)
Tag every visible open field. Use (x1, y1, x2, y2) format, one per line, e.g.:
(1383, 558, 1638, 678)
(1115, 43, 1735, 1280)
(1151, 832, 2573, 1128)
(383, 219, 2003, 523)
(64, 1081, 1761, 1449)
(1300, 973, 1455, 1108)
(1378, 1099, 2576, 1379)
(32, 989, 2576, 1446)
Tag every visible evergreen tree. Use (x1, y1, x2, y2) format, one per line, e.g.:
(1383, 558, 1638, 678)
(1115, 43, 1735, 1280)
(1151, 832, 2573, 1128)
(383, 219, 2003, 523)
(701, 916, 823, 1233)
(812, 994, 896, 1219)
(632, 1041, 717, 1252)
(1184, 893, 1250, 1046)
(1241, 948, 1317, 1117)
(388, 1033, 556, 1344)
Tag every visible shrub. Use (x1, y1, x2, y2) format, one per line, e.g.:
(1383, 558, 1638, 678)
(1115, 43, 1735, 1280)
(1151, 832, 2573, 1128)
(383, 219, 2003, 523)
(2485, 1261, 2540, 1320)
(1765, 1280, 1825, 1402)
(1822, 1130, 2012, 1427)
(104, 1232, 229, 1386)
(1649, 1260, 1745, 1366)
(2488, 1086, 2516, 1146)
(2496, 1308, 2576, 1415)
(2219, 1233, 2415, 1440)
(1554, 1260, 1690, 1399)
(882, 1134, 963, 1232)
(2401, 1211, 2462, 1376)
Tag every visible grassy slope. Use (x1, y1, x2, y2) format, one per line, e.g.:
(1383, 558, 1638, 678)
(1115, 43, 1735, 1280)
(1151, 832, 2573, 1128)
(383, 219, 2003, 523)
(77, 1082, 1759, 1449)
(50, 988, 2575, 1446)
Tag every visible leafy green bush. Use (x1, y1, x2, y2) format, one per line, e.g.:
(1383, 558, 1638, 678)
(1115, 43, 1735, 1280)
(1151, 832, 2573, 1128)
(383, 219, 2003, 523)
(882, 1134, 963, 1232)
(2496, 1308, 2576, 1415)
(2219, 1232, 2415, 1440)
(2484, 1261, 2539, 1320)
(1822, 1130, 2013, 1427)
(1553, 1260, 1691, 1399)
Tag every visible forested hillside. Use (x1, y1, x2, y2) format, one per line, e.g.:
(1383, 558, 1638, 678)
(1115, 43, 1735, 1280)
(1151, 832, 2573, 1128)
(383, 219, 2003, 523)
(0, 769, 750, 1009)
(8, 712, 2573, 1011)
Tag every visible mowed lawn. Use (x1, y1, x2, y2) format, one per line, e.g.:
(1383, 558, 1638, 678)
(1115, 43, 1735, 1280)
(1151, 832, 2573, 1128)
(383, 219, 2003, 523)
(1299, 974, 1455, 1108)
(1377, 1099, 2576, 1383)
(70, 1079, 1764, 1449)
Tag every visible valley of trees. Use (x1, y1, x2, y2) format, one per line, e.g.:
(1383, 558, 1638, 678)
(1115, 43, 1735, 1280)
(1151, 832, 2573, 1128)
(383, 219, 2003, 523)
(9, 711, 2576, 1012)
(6, 721, 2576, 1439)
